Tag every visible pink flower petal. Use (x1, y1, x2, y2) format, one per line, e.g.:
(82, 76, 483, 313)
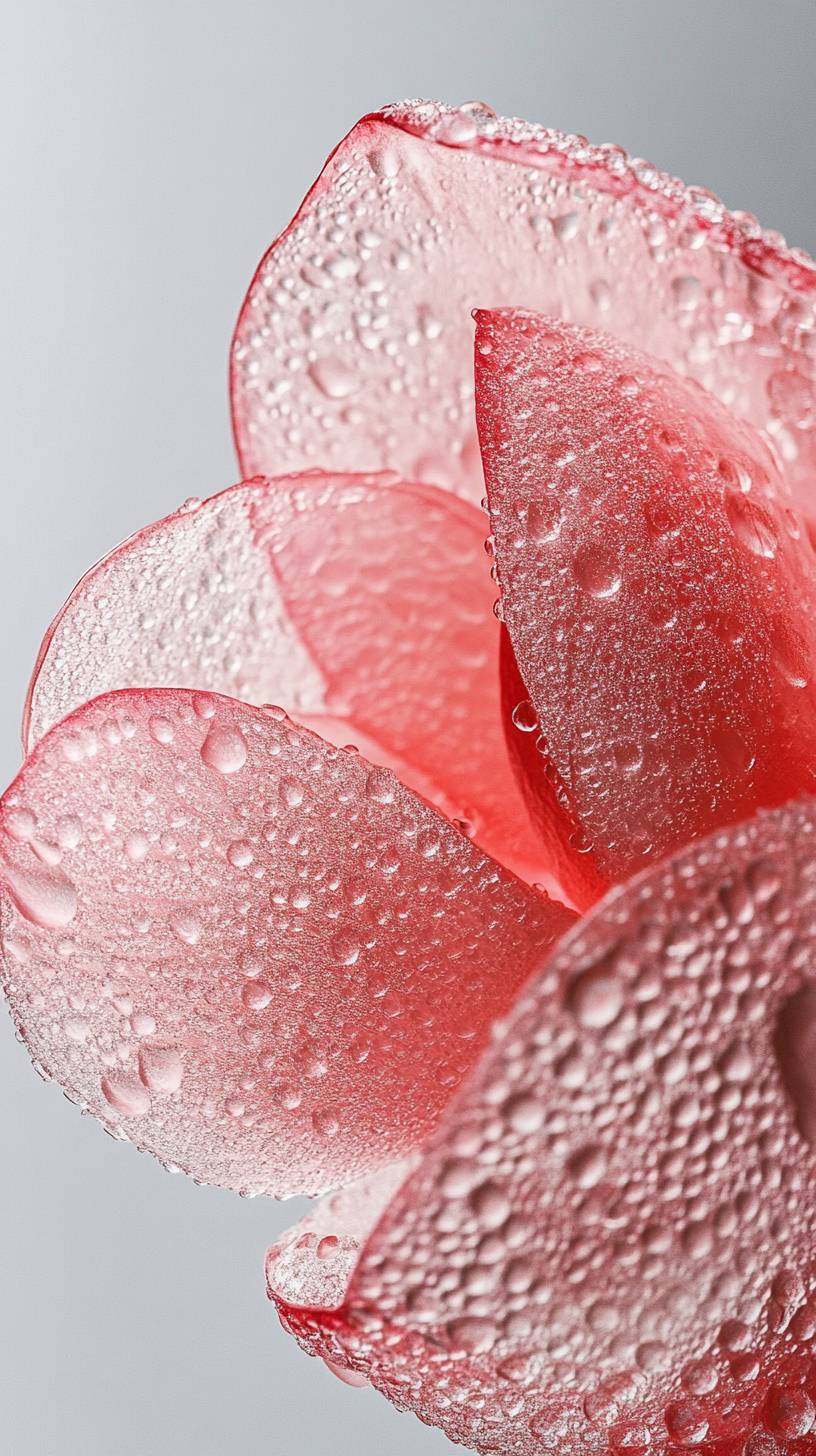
(1, 689, 572, 1196)
(24, 472, 551, 887)
(477, 310, 816, 891)
(231, 100, 816, 511)
(268, 801, 816, 1452)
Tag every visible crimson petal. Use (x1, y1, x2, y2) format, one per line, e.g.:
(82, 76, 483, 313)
(268, 801, 816, 1453)
(477, 310, 816, 892)
(1, 689, 572, 1196)
(25, 473, 552, 887)
(232, 100, 816, 511)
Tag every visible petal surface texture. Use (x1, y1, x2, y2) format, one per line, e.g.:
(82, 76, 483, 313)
(477, 311, 816, 891)
(231, 100, 816, 511)
(0, 689, 573, 1196)
(25, 473, 549, 887)
(269, 801, 816, 1454)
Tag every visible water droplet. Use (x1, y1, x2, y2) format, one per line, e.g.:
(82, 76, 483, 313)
(308, 357, 358, 399)
(101, 1074, 151, 1118)
(1, 860, 77, 929)
(445, 1315, 497, 1354)
(242, 981, 272, 1010)
(138, 1046, 183, 1094)
(567, 964, 623, 1028)
(200, 722, 248, 774)
(149, 715, 175, 745)
(764, 1386, 815, 1438)
(775, 981, 816, 1149)
(503, 1092, 544, 1135)
(435, 110, 479, 146)
(332, 932, 361, 967)
(169, 910, 202, 946)
(365, 768, 394, 804)
(511, 700, 538, 733)
(613, 741, 643, 774)
(724, 490, 778, 559)
(567, 1143, 607, 1188)
(469, 1180, 511, 1229)
(528, 497, 564, 544)
(573, 543, 622, 598)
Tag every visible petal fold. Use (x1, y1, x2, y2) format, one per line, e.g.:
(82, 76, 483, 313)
(2, 689, 572, 1196)
(268, 801, 816, 1453)
(25, 473, 552, 887)
(477, 310, 816, 891)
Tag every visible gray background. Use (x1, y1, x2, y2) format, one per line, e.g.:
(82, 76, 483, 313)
(1, 2, 814, 1452)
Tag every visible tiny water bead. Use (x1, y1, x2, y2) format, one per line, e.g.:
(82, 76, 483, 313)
(0, 687, 572, 1197)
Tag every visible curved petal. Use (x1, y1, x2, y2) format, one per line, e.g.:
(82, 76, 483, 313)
(267, 800, 816, 1453)
(231, 99, 816, 511)
(25, 472, 553, 888)
(1, 689, 573, 1197)
(477, 310, 816, 890)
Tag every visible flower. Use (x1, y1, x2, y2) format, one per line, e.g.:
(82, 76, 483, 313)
(3, 99, 816, 1453)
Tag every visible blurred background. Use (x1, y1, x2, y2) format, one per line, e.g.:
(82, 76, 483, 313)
(1, 2, 814, 1451)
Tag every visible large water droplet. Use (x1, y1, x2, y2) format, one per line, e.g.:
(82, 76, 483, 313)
(200, 722, 248, 774)
(1, 859, 78, 929)
(101, 1073, 151, 1117)
(724, 490, 778, 559)
(138, 1046, 183, 1094)
(308, 357, 358, 400)
(573, 544, 622, 599)
(775, 981, 816, 1150)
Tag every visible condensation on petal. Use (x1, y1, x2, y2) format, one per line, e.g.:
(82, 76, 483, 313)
(1, 689, 573, 1197)
(477, 310, 816, 889)
(269, 800, 816, 1453)
(24, 473, 555, 891)
(231, 100, 816, 513)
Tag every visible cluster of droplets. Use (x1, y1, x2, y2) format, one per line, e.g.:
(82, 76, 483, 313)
(478, 310, 816, 896)
(0, 688, 569, 1198)
(233, 99, 816, 515)
(276, 805, 816, 1453)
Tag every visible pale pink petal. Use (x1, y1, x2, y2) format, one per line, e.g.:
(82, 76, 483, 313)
(477, 310, 816, 891)
(232, 100, 816, 512)
(25, 472, 551, 887)
(1, 690, 573, 1197)
(268, 800, 816, 1452)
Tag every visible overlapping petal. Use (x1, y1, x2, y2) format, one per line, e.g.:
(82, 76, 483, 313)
(25, 472, 552, 887)
(477, 310, 816, 893)
(232, 99, 816, 511)
(267, 800, 816, 1453)
(0, 688, 572, 1196)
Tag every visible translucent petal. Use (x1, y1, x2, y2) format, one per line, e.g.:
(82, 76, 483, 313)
(1, 689, 573, 1196)
(232, 100, 816, 511)
(25, 473, 552, 887)
(268, 800, 816, 1451)
(477, 310, 816, 889)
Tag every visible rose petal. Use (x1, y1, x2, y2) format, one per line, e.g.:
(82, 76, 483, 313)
(1, 689, 573, 1196)
(477, 310, 816, 890)
(268, 800, 816, 1453)
(25, 472, 551, 888)
(231, 100, 816, 511)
